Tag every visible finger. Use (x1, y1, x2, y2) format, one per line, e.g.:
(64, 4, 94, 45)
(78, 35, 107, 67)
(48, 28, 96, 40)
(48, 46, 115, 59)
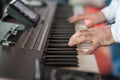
(86, 43, 99, 54)
(68, 14, 85, 23)
(68, 32, 81, 46)
(70, 30, 91, 41)
(68, 16, 79, 23)
(69, 31, 82, 41)
(68, 30, 93, 46)
(69, 34, 93, 46)
(79, 30, 91, 34)
(78, 14, 87, 20)
(87, 22, 95, 28)
(68, 16, 76, 20)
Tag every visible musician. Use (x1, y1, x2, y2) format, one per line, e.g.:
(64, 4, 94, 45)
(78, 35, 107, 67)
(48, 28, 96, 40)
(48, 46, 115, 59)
(68, 0, 120, 78)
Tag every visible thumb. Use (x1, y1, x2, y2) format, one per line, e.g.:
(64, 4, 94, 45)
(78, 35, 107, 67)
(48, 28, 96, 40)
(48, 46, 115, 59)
(86, 44, 98, 54)
(78, 14, 86, 20)
(87, 22, 95, 28)
(84, 19, 94, 28)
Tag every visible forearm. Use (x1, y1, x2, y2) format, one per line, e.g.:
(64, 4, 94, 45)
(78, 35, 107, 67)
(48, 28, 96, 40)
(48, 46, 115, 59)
(95, 11, 107, 24)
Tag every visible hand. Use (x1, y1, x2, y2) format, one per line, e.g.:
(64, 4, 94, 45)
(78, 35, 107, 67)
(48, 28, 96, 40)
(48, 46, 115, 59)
(68, 12, 106, 28)
(68, 26, 115, 54)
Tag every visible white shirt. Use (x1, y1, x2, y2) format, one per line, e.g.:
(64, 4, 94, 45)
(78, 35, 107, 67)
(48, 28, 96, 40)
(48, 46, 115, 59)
(102, 0, 120, 43)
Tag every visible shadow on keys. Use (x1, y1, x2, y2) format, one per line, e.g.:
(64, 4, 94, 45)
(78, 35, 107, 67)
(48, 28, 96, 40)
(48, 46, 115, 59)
(40, 65, 100, 80)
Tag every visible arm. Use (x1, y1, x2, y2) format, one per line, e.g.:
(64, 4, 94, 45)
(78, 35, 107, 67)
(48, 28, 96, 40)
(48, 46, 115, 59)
(102, 0, 120, 43)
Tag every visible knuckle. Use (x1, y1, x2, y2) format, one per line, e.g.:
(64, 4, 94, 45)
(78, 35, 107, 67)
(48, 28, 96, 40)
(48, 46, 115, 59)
(79, 30, 88, 35)
(76, 37, 80, 43)
(93, 41, 100, 48)
(83, 34, 93, 41)
(84, 34, 90, 38)
(70, 36, 75, 41)
(76, 37, 83, 44)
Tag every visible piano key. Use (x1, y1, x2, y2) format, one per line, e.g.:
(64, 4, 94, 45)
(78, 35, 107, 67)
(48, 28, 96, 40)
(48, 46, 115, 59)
(53, 21, 72, 24)
(43, 62, 78, 67)
(52, 21, 71, 24)
(52, 26, 74, 29)
(46, 43, 75, 48)
(52, 29, 74, 32)
(44, 51, 77, 55)
(46, 48, 76, 51)
(51, 35, 71, 37)
(48, 40, 69, 43)
(53, 26, 74, 32)
(49, 37, 70, 40)
(54, 18, 68, 21)
(51, 32, 73, 34)
(47, 46, 74, 48)
(43, 58, 78, 62)
(50, 30, 74, 33)
(51, 32, 74, 34)
(54, 16, 70, 19)
(43, 55, 77, 59)
(52, 24, 74, 27)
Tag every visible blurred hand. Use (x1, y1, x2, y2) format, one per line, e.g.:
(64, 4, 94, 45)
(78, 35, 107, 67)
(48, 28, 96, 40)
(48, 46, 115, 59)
(69, 0, 105, 8)
(68, 12, 106, 28)
(68, 25, 115, 54)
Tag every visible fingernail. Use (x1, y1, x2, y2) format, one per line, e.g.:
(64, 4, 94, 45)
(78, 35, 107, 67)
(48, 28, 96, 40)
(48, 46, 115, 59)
(68, 41, 73, 46)
(69, 21, 72, 23)
(67, 18, 70, 20)
(68, 42, 72, 46)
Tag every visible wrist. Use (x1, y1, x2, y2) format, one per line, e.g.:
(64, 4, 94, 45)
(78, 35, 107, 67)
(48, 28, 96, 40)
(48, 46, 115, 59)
(102, 25, 115, 45)
(96, 11, 106, 23)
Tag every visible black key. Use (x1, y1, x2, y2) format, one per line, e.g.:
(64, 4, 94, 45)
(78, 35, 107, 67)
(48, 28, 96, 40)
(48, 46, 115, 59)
(44, 51, 77, 55)
(43, 55, 77, 59)
(43, 62, 78, 67)
(46, 43, 75, 48)
(46, 48, 76, 51)
(43, 58, 78, 62)
(49, 36, 70, 39)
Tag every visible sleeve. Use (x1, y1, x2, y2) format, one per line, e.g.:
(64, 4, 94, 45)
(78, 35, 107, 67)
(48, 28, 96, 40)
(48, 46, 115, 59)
(101, 0, 119, 23)
(111, 23, 120, 43)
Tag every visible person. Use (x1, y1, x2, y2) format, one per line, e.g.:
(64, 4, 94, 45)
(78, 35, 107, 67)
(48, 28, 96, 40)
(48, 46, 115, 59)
(68, 0, 120, 78)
